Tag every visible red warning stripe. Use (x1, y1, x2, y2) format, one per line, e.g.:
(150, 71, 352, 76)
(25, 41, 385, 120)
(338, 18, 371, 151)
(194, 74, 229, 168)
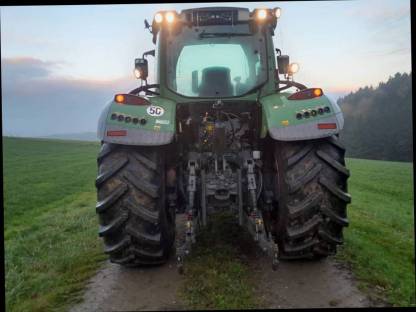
(107, 130, 127, 136)
(317, 123, 337, 130)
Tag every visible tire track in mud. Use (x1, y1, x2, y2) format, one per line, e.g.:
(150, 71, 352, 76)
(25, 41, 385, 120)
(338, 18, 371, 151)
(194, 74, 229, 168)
(250, 257, 372, 308)
(70, 257, 186, 312)
(70, 215, 381, 311)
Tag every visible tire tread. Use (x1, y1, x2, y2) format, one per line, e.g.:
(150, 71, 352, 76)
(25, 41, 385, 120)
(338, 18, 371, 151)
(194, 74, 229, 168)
(95, 143, 174, 266)
(273, 136, 350, 259)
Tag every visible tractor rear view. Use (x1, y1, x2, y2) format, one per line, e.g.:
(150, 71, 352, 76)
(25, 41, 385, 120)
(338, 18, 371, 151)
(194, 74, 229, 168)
(95, 6, 350, 272)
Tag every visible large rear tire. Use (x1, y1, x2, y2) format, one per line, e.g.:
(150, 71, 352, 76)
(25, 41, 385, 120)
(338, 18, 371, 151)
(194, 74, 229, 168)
(273, 135, 351, 259)
(95, 143, 175, 266)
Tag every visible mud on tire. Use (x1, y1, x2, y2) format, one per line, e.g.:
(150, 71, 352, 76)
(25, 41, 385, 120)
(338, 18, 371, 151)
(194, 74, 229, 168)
(274, 135, 351, 259)
(95, 143, 175, 266)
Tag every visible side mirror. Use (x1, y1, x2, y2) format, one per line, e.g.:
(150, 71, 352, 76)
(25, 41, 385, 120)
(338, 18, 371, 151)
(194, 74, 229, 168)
(277, 55, 290, 75)
(192, 70, 199, 94)
(134, 58, 148, 80)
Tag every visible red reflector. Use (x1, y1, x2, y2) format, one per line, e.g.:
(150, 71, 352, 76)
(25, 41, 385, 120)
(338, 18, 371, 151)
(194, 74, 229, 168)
(288, 88, 324, 100)
(107, 130, 127, 136)
(317, 123, 337, 129)
(114, 93, 150, 106)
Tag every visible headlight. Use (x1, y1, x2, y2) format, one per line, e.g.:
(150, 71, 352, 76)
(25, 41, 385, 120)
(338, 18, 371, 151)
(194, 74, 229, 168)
(154, 12, 163, 23)
(289, 63, 300, 74)
(134, 68, 141, 79)
(256, 9, 268, 20)
(165, 11, 175, 23)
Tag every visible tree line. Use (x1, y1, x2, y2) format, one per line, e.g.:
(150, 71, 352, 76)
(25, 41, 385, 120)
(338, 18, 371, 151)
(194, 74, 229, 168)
(338, 72, 412, 162)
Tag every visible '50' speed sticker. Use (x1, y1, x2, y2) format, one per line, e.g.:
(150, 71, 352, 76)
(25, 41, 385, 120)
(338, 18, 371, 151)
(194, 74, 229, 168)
(146, 106, 164, 117)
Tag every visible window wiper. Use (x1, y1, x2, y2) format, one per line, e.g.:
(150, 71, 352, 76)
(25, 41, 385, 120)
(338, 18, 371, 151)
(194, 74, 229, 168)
(198, 31, 252, 39)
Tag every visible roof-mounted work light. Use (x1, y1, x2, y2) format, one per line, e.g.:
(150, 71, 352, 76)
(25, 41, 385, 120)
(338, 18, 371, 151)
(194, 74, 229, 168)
(256, 9, 268, 20)
(165, 11, 175, 23)
(151, 10, 180, 44)
(154, 12, 163, 23)
(251, 8, 278, 28)
(153, 11, 178, 25)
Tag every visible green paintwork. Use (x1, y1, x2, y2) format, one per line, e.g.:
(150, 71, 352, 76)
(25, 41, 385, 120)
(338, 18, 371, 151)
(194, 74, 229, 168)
(106, 96, 176, 133)
(99, 7, 342, 144)
(104, 91, 336, 139)
(259, 92, 337, 138)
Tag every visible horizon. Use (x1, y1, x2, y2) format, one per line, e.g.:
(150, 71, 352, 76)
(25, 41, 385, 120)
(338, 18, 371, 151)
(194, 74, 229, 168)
(1, 1, 412, 137)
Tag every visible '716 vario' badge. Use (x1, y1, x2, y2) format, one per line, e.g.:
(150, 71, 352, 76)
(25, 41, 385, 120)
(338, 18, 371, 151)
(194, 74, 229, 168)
(146, 106, 164, 117)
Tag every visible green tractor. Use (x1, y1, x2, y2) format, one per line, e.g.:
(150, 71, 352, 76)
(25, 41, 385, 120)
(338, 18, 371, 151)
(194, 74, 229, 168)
(95, 6, 350, 271)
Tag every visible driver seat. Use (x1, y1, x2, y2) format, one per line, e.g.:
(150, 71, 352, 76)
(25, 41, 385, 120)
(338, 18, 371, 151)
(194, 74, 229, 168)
(199, 67, 233, 97)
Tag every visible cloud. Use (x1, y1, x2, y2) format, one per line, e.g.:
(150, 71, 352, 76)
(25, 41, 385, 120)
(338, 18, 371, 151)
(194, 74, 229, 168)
(347, 0, 409, 24)
(2, 57, 137, 137)
(1, 57, 58, 82)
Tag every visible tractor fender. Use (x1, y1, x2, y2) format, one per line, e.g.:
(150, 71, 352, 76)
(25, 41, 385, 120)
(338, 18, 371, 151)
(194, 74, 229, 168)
(260, 92, 344, 141)
(97, 96, 176, 145)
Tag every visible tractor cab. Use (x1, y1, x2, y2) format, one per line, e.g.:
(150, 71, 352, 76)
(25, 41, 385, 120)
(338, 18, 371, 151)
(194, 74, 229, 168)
(135, 7, 296, 100)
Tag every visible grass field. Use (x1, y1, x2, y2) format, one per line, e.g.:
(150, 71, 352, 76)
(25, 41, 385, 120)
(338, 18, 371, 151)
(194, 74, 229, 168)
(3, 137, 105, 312)
(3, 137, 415, 310)
(337, 158, 415, 306)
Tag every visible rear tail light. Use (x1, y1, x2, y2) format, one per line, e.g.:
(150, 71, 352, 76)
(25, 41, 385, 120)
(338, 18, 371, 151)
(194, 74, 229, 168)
(114, 94, 151, 106)
(288, 88, 323, 100)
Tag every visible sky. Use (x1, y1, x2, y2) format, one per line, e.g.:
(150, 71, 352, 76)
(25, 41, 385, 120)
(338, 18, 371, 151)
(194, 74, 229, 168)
(0, 1, 412, 137)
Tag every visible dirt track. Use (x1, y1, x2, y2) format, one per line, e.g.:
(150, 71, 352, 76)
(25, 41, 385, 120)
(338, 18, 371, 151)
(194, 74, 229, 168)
(70, 216, 379, 311)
